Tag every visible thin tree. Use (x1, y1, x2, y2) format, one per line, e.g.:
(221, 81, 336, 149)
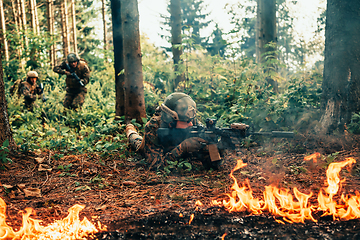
(71, 0, 78, 55)
(29, 0, 37, 34)
(20, 0, 28, 47)
(102, 0, 107, 51)
(122, 0, 146, 123)
(0, 0, 9, 61)
(318, 0, 360, 133)
(111, 0, 125, 117)
(11, 0, 23, 63)
(61, 0, 70, 57)
(47, 0, 55, 66)
(170, 0, 184, 90)
(0, 44, 17, 150)
(256, 0, 278, 92)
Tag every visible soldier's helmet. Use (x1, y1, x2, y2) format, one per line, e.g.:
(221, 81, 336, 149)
(67, 53, 80, 63)
(27, 71, 38, 79)
(160, 92, 196, 123)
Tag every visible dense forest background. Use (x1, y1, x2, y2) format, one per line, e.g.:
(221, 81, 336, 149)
(0, 0, 359, 162)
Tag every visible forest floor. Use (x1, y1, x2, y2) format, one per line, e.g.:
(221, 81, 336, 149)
(2, 133, 360, 239)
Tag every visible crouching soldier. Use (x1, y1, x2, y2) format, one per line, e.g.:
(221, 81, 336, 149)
(126, 92, 221, 170)
(53, 53, 91, 111)
(10, 71, 45, 111)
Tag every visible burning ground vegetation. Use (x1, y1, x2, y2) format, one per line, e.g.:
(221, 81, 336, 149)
(1, 136, 360, 239)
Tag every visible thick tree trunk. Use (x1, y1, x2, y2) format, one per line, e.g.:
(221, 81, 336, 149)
(102, 0, 107, 51)
(170, 0, 184, 90)
(111, 0, 125, 117)
(318, 0, 360, 134)
(71, 0, 77, 55)
(122, 0, 146, 124)
(61, 0, 70, 57)
(47, 0, 55, 66)
(257, 0, 278, 93)
(0, 0, 9, 61)
(0, 43, 17, 151)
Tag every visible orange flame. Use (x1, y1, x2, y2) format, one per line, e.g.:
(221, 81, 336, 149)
(0, 198, 106, 239)
(213, 157, 358, 223)
(188, 214, 194, 225)
(221, 232, 227, 239)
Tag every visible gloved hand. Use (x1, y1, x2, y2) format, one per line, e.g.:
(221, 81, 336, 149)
(171, 137, 207, 158)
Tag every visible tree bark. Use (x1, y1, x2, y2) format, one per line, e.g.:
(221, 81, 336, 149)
(111, 0, 125, 117)
(102, 0, 108, 50)
(20, 0, 28, 47)
(0, 43, 17, 151)
(122, 0, 146, 124)
(170, 0, 184, 90)
(47, 0, 55, 66)
(0, 0, 9, 61)
(29, 0, 37, 34)
(318, 0, 360, 134)
(71, 0, 78, 55)
(257, 0, 278, 92)
(61, 0, 70, 57)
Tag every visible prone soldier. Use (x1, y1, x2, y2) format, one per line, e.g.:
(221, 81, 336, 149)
(126, 92, 249, 170)
(53, 53, 91, 110)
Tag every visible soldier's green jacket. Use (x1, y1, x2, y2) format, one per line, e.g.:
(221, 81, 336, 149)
(143, 113, 201, 169)
(17, 80, 42, 110)
(53, 59, 90, 92)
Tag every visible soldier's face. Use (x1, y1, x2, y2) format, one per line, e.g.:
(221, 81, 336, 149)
(70, 61, 78, 68)
(29, 77, 37, 85)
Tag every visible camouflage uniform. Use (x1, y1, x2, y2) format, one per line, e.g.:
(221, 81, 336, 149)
(53, 55, 90, 110)
(17, 79, 43, 111)
(126, 93, 211, 170)
(11, 71, 43, 111)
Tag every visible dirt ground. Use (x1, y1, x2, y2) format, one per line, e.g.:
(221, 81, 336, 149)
(1, 133, 360, 238)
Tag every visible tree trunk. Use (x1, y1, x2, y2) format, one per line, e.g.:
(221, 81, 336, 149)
(170, 0, 184, 90)
(47, 0, 55, 66)
(0, 0, 9, 61)
(20, 0, 28, 49)
(12, 0, 23, 63)
(318, 0, 360, 134)
(0, 43, 17, 151)
(61, 0, 70, 57)
(71, 0, 78, 55)
(257, 0, 278, 92)
(33, 0, 40, 34)
(29, 0, 37, 34)
(122, 0, 146, 124)
(111, 0, 125, 117)
(102, 0, 107, 51)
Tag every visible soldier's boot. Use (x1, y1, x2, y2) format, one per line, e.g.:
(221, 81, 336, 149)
(126, 124, 144, 152)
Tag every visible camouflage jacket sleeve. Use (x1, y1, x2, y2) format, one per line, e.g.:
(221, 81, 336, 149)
(76, 60, 90, 85)
(143, 115, 178, 169)
(53, 60, 67, 75)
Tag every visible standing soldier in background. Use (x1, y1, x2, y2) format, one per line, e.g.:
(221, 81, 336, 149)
(53, 53, 91, 111)
(10, 70, 46, 111)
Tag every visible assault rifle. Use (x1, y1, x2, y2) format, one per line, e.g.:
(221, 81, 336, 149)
(36, 83, 47, 102)
(65, 63, 84, 87)
(158, 118, 294, 162)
